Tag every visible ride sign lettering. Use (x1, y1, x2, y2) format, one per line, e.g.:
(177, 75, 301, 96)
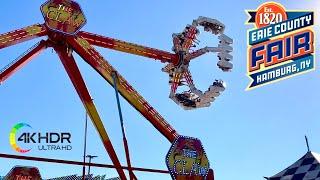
(5, 166, 41, 180)
(166, 136, 210, 179)
(41, 0, 87, 35)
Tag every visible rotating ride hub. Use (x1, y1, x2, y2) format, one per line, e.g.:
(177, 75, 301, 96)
(163, 16, 233, 110)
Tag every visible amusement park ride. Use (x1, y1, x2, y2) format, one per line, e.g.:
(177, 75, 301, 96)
(0, 0, 233, 179)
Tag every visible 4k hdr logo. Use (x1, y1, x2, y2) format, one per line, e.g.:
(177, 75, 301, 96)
(246, 2, 315, 89)
(9, 123, 32, 153)
(9, 123, 72, 153)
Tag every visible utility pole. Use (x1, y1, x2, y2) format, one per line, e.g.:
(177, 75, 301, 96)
(86, 155, 98, 177)
(82, 113, 88, 180)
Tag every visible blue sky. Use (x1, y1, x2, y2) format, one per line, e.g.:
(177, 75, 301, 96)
(0, 0, 319, 179)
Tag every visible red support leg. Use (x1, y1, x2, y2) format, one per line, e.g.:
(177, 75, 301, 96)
(67, 37, 179, 143)
(78, 31, 179, 64)
(54, 45, 127, 180)
(0, 24, 47, 50)
(0, 40, 47, 83)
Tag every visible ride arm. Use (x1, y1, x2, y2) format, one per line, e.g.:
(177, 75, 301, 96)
(54, 46, 127, 180)
(67, 36, 179, 143)
(187, 34, 233, 63)
(78, 31, 179, 64)
(0, 24, 47, 49)
(0, 40, 47, 84)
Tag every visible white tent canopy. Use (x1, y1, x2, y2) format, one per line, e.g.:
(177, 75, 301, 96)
(268, 151, 320, 180)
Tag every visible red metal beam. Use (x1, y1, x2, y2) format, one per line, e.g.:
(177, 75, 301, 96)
(0, 153, 170, 174)
(67, 37, 179, 143)
(0, 40, 47, 83)
(0, 24, 47, 49)
(54, 46, 127, 180)
(78, 31, 179, 64)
